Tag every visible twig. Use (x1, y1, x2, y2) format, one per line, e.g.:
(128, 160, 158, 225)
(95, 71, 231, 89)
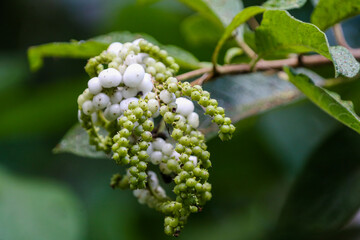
(190, 72, 214, 86)
(247, 17, 259, 30)
(176, 48, 360, 81)
(333, 24, 351, 49)
(236, 39, 257, 59)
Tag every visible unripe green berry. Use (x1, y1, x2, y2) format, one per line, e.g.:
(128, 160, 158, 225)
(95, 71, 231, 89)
(193, 167, 201, 177)
(119, 128, 131, 138)
(168, 83, 178, 93)
(191, 91, 201, 101)
(190, 206, 198, 213)
(179, 136, 190, 146)
(138, 171, 147, 181)
(141, 131, 153, 142)
(138, 151, 149, 160)
(139, 141, 149, 150)
(134, 107, 144, 118)
(160, 106, 169, 116)
(186, 178, 196, 187)
(195, 183, 203, 192)
(130, 156, 140, 165)
(199, 96, 210, 107)
(117, 147, 128, 157)
(205, 105, 216, 115)
(184, 161, 195, 171)
(142, 120, 154, 131)
(175, 143, 185, 153)
(128, 101, 139, 109)
(121, 156, 130, 165)
(216, 107, 225, 115)
(164, 112, 175, 124)
(214, 114, 224, 124)
(220, 124, 230, 133)
(131, 145, 140, 154)
(167, 159, 178, 171)
(129, 166, 139, 176)
(137, 161, 147, 171)
(124, 120, 134, 130)
(171, 129, 183, 140)
(156, 73, 165, 82)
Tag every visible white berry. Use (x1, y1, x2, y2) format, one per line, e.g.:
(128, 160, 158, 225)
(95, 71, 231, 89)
(176, 97, 194, 117)
(148, 99, 159, 113)
(150, 151, 163, 165)
(159, 90, 175, 104)
(137, 73, 153, 94)
(187, 112, 199, 128)
(98, 68, 122, 88)
(123, 64, 145, 87)
(82, 100, 95, 115)
(87, 77, 102, 94)
(107, 42, 123, 56)
(162, 143, 174, 156)
(92, 93, 110, 110)
(152, 138, 166, 151)
(122, 87, 138, 98)
(124, 54, 138, 65)
(110, 90, 123, 104)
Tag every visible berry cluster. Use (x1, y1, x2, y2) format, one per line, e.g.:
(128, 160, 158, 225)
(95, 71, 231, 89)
(77, 39, 235, 236)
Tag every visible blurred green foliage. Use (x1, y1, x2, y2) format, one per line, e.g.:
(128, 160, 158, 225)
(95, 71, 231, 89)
(2, 0, 360, 239)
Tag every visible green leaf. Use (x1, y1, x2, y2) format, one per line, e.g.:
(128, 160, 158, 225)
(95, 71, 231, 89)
(53, 123, 108, 159)
(178, 0, 243, 27)
(255, 10, 331, 59)
(180, 14, 223, 46)
(199, 68, 325, 139)
(263, 0, 307, 10)
(285, 67, 360, 134)
(0, 167, 85, 240)
(274, 128, 360, 239)
(212, 6, 266, 64)
(330, 46, 360, 78)
(28, 31, 201, 72)
(28, 41, 106, 72)
(311, 0, 360, 30)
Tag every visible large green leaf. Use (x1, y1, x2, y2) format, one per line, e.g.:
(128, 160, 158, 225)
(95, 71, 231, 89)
(255, 10, 331, 59)
(273, 128, 360, 239)
(177, 0, 243, 27)
(28, 31, 201, 72)
(53, 124, 108, 159)
(180, 14, 223, 46)
(285, 67, 360, 134)
(212, 6, 266, 64)
(263, 0, 307, 10)
(330, 46, 360, 78)
(311, 0, 360, 30)
(0, 167, 85, 240)
(198, 68, 325, 139)
(28, 41, 106, 72)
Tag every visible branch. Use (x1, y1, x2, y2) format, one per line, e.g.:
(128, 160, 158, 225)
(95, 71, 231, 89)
(176, 48, 360, 82)
(333, 24, 351, 49)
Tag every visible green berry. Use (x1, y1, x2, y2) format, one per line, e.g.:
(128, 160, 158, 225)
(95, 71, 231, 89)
(137, 161, 147, 171)
(186, 178, 196, 187)
(164, 112, 175, 124)
(142, 120, 154, 131)
(191, 91, 201, 101)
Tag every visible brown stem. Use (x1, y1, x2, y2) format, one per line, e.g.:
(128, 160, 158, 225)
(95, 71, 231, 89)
(247, 17, 259, 30)
(333, 24, 351, 49)
(176, 48, 360, 81)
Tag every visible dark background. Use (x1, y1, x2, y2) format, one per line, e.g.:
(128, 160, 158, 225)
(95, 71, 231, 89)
(1, 0, 360, 239)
